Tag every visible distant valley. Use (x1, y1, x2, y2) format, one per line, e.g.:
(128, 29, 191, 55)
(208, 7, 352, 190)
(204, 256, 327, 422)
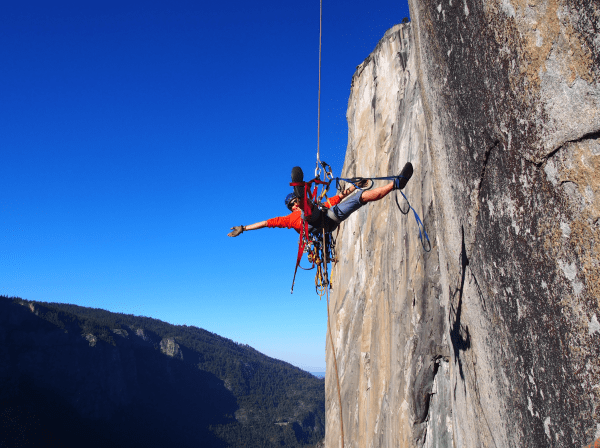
(0, 296, 324, 447)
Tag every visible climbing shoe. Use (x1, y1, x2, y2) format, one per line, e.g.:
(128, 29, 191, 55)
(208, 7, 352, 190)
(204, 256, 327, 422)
(291, 166, 305, 200)
(394, 162, 413, 190)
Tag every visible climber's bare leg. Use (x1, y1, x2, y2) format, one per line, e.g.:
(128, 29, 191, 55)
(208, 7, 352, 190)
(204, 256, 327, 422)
(360, 182, 394, 203)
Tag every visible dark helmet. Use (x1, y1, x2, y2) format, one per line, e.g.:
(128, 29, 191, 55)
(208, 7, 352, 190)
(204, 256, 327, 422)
(285, 192, 297, 211)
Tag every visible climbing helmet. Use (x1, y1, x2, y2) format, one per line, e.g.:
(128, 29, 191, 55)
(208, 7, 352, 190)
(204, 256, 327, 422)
(285, 192, 298, 211)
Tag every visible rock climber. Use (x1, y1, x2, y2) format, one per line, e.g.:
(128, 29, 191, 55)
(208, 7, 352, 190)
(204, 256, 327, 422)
(227, 164, 412, 237)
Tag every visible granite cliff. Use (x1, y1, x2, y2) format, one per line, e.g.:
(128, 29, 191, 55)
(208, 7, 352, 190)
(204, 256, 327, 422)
(325, 1, 599, 447)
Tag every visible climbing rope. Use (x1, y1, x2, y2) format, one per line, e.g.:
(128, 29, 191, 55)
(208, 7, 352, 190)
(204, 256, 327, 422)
(335, 174, 432, 252)
(395, 190, 431, 252)
(324, 231, 345, 448)
(313, 3, 345, 445)
(315, 0, 323, 179)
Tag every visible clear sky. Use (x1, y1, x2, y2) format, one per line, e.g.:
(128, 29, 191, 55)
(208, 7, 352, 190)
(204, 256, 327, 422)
(1, 0, 410, 371)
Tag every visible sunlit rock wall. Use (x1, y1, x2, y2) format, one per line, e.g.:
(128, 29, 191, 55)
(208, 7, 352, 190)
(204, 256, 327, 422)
(325, 0, 600, 445)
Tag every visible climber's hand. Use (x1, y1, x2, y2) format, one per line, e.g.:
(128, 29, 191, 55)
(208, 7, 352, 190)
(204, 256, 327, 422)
(228, 226, 244, 237)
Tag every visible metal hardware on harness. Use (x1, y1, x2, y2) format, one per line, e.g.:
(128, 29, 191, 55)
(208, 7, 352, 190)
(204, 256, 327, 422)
(290, 176, 333, 293)
(320, 161, 334, 181)
(298, 230, 337, 298)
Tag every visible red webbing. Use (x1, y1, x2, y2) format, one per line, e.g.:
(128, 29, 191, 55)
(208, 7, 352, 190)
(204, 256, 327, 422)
(289, 178, 331, 293)
(290, 220, 309, 293)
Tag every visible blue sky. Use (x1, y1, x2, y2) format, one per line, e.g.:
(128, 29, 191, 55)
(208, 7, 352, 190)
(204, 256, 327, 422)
(1, 1, 410, 371)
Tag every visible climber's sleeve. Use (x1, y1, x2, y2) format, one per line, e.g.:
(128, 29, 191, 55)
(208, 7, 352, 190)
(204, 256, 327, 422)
(324, 195, 341, 208)
(266, 210, 303, 231)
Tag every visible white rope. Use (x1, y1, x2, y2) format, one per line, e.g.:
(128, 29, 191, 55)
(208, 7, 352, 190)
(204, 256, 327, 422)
(315, 0, 323, 179)
(315, 4, 344, 446)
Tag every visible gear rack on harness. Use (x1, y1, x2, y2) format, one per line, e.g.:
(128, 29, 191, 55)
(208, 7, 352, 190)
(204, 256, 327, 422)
(289, 162, 338, 297)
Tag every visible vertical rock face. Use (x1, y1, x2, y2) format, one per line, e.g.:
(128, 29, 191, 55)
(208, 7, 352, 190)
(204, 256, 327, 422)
(326, 23, 450, 448)
(325, 0, 599, 446)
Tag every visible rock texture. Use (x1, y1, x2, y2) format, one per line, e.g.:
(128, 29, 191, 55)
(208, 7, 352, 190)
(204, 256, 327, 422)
(325, 1, 599, 446)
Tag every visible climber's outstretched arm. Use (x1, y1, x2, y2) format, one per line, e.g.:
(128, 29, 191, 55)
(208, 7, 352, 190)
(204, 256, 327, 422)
(243, 221, 268, 231)
(228, 221, 268, 237)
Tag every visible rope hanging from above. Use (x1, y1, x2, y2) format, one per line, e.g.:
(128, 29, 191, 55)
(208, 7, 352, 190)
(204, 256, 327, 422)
(312, 3, 345, 448)
(316, 0, 323, 179)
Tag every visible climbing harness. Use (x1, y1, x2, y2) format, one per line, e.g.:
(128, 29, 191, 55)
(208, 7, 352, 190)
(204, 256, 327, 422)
(290, 171, 335, 297)
(290, 162, 431, 292)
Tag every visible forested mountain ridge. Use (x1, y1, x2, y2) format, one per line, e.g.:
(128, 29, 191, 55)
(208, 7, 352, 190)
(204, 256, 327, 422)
(0, 295, 324, 447)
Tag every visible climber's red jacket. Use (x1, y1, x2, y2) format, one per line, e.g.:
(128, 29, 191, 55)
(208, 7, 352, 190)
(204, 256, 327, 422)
(266, 196, 341, 233)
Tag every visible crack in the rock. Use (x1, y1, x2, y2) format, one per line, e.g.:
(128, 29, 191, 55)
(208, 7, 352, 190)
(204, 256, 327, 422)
(535, 129, 600, 167)
(420, 355, 451, 447)
(476, 139, 500, 203)
(450, 226, 471, 383)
